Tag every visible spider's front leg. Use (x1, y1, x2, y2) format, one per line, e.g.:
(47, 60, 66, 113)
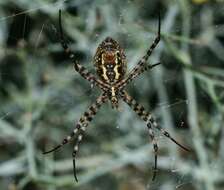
(57, 10, 110, 92)
(128, 12, 161, 77)
(43, 92, 108, 182)
(116, 13, 161, 90)
(116, 62, 161, 90)
(120, 91, 190, 180)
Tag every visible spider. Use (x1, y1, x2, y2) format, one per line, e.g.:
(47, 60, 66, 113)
(43, 10, 190, 182)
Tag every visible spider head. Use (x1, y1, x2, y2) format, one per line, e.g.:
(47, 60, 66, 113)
(94, 37, 126, 84)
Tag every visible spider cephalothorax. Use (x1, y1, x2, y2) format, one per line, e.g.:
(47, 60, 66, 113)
(43, 10, 190, 183)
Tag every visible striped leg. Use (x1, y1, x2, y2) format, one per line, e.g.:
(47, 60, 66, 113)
(121, 91, 190, 179)
(72, 130, 85, 182)
(43, 93, 107, 181)
(116, 14, 161, 90)
(115, 62, 161, 90)
(58, 10, 110, 91)
(147, 121, 159, 180)
(71, 93, 107, 182)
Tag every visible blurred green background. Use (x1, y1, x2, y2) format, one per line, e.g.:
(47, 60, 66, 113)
(0, 0, 224, 190)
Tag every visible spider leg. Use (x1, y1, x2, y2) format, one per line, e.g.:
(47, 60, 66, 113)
(72, 127, 85, 182)
(58, 10, 110, 91)
(149, 118, 191, 152)
(121, 91, 190, 179)
(43, 93, 108, 182)
(121, 91, 190, 151)
(130, 12, 160, 73)
(143, 62, 161, 72)
(116, 62, 161, 90)
(120, 91, 159, 179)
(116, 13, 161, 90)
(147, 121, 158, 180)
(71, 93, 108, 182)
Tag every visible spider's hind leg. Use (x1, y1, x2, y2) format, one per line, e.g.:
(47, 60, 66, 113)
(121, 90, 190, 180)
(121, 91, 160, 180)
(43, 127, 79, 154)
(149, 118, 191, 152)
(121, 91, 190, 151)
(71, 120, 90, 182)
(72, 128, 86, 182)
(147, 122, 159, 180)
(71, 94, 108, 182)
(43, 93, 108, 182)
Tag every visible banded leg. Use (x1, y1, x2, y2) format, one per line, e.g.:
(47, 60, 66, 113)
(115, 62, 161, 90)
(120, 91, 159, 179)
(43, 93, 108, 181)
(72, 130, 84, 182)
(147, 121, 159, 180)
(71, 93, 107, 182)
(116, 14, 161, 90)
(58, 10, 110, 91)
(121, 91, 190, 179)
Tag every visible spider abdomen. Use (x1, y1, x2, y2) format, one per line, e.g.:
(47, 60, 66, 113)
(94, 37, 126, 84)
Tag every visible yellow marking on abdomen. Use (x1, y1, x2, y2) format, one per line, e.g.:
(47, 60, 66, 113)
(114, 65, 120, 80)
(114, 53, 121, 80)
(101, 56, 109, 81)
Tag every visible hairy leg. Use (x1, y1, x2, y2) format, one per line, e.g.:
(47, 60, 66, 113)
(43, 93, 108, 182)
(71, 93, 107, 182)
(58, 10, 110, 91)
(121, 91, 190, 179)
(115, 62, 161, 90)
(116, 14, 161, 90)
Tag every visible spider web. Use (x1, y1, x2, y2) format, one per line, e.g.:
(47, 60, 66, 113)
(0, 1, 188, 190)
(0, 1, 189, 189)
(0, 0, 223, 190)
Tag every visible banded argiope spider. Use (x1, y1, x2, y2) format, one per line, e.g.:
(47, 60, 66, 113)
(43, 10, 190, 182)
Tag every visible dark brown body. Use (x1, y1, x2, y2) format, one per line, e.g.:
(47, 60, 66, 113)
(94, 37, 127, 108)
(94, 37, 127, 84)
